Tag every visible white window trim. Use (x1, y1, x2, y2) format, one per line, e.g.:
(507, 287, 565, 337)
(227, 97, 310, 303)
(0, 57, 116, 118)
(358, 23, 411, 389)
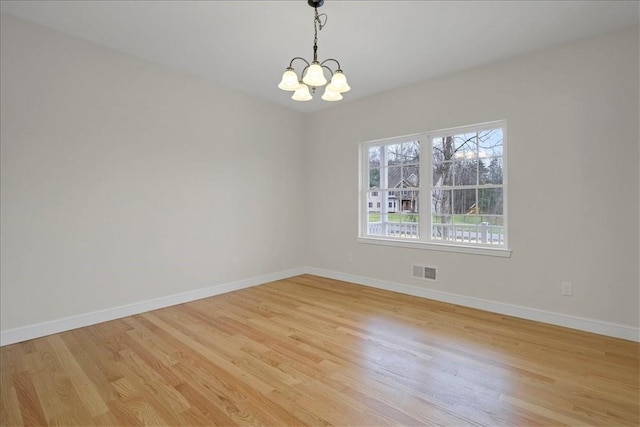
(357, 236, 512, 257)
(358, 121, 511, 258)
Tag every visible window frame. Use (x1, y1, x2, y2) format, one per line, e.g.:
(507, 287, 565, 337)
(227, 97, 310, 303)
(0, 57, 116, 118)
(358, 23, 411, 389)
(358, 121, 511, 258)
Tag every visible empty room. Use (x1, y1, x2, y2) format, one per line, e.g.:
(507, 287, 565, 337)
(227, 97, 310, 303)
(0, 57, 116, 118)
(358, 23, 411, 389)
(1, 1, 638, 426)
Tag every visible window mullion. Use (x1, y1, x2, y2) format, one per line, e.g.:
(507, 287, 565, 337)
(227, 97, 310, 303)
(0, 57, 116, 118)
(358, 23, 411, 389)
(361, 146, 366, 236)
(421, 135, 430, 242)
(380, 145, 388, 236)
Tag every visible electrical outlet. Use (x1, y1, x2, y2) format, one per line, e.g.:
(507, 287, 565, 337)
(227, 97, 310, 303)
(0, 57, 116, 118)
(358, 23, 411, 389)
(561, 281, 573, 296)
(346, 253, 353, 263)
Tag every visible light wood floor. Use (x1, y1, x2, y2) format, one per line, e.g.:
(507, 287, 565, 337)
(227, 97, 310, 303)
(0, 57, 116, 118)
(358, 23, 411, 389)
(1, 274, 638, 426)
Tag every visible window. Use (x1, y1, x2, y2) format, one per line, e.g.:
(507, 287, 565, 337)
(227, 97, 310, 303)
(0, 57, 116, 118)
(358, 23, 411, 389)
(359, 121, 509, 256)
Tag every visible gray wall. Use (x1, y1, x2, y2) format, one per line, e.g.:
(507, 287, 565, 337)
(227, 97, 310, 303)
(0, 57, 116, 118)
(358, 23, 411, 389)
(306, 26, 639, 328)
(1, 13, 638, 334)
(0, 14, 307, 330)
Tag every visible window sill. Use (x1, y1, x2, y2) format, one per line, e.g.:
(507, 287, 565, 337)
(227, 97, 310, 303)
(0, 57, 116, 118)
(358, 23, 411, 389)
(357, 236, 512, 258)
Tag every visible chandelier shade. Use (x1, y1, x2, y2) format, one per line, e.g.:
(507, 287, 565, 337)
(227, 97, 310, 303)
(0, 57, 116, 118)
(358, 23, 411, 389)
(302, 62, 328, 87)
(278, 68, 301, 91)
(278, 0, 349, 102)
(292, 83, 313, 101)
(327, 70, 350, 93)
(321, 87, 343, 101)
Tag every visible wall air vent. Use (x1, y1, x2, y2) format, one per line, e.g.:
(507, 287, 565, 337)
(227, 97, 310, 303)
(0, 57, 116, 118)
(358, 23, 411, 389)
(412, 265, 437, 281)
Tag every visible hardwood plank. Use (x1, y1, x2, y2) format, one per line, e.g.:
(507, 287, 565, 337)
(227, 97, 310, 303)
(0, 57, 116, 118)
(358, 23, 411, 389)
(0, 346, 26, 426)
(22, 338, 95, 425)
(172, 382, 237, 426)
(1, 274, 638, 426)
(46, 335, 109, 417)
(11, 371, 45, 426)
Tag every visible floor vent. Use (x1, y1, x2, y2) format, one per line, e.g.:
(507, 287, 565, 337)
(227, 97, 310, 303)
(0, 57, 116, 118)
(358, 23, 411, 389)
(412, 265, 437, 281)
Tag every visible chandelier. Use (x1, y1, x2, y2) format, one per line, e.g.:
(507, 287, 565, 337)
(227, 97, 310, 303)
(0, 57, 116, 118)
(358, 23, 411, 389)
(278, 0, 350, 102)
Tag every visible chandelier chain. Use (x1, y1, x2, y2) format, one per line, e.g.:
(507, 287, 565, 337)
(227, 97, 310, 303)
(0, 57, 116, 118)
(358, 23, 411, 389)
(313, 8, 327, 63)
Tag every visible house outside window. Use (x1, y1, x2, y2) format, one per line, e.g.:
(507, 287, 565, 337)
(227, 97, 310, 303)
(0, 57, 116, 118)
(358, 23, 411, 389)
(360, 121, 509, 257)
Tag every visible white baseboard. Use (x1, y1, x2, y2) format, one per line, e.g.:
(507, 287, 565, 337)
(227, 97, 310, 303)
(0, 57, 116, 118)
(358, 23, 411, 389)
(304, 267, 640, 342)
(0, 267, 307, 346)
(2, 266, 638, 346)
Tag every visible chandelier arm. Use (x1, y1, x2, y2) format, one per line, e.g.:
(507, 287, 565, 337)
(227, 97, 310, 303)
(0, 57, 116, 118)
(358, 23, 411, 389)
(320, 58, 342, 72)
(321, 64, 335, 78)
(288, 56, 311, 69)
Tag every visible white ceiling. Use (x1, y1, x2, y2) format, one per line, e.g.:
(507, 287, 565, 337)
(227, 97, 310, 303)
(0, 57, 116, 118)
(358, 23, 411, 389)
(1, 1, 638, 113)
